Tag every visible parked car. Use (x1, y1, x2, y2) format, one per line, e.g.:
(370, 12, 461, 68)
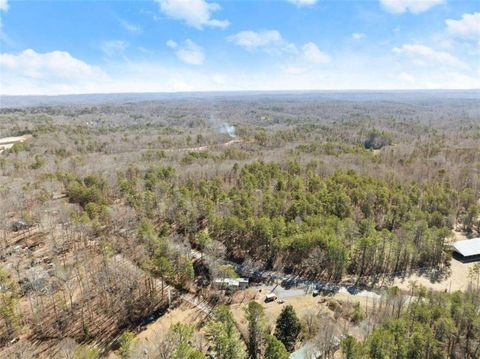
(11, 220, 30, 232)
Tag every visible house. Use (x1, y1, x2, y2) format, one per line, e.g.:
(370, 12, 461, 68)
(213, 277, 249, 290)
(450, 238, 480, 263)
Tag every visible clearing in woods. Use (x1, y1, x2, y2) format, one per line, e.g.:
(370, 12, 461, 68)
(0, 135, 32, 153)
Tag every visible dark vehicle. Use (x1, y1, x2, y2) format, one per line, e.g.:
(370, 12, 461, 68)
(318, 284, 340, 293)
(251, 270, 264, 283)
(347, 286, 362, 295)
(11, 220, 30, 232)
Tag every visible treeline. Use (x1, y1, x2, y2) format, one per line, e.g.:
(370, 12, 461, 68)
(110, 160, 478, 282)
(341, 289, 480, 358)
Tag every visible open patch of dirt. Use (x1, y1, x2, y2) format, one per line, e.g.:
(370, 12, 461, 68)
(392, 258, 476, 293)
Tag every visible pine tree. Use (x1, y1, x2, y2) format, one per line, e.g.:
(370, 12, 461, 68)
(264, 335, 289, 359)
(206, 305, 246, 359)
(245, 301, 266, 359)
(340, 335, 362, 359)
(170, 323, 206, 359)
(274, 305, 301, 352)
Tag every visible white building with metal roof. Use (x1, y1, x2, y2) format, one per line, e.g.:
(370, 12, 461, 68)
(213, 277, 249, 290)
(450, 238, 480, 262)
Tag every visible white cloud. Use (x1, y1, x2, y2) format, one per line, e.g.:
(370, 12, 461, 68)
(287, 0, 317, 6)
(0, 49, 108, 94)
(281, 65, 308, 74)
(393, 44, 468, 69)
(138, 47, 154, 55)
(280, 42, 329, 75)
(174, 39, 204, 65)
(0, 0, 9, 44)
(228, 32, 329, 64)
(398, 72, 415, 83)
(119, 19, 142, 34)
(352, 33, 366, 40)
(446, 12, 480, 40)
(302, 42, 330, 64)
(101, 40, 129, 57)
(380, 0, 443, 14)
(227, 30, 296, 54)
(228, 30, 282, 50)
(0, 0, 8, 12)
(155, 0, 229, 29)
(2, 44, 478, 95)
(166, 40, 178, 48)
(423, 71, 480, 89)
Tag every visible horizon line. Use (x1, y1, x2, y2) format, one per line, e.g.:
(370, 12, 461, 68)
(2, 88, 480, 98)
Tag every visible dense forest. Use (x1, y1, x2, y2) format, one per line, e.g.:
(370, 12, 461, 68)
(0, 92, 479, 358)
(342, 289, 480, 358)
(114, 160, 467, 282)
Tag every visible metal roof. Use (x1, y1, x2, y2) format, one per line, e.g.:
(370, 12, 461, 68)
(213, 278, 249, 287)
(451, 238, 480, 257)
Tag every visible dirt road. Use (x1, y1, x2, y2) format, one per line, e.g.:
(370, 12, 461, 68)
(166, 138, 242, 153)
(0, 134, 32, 153)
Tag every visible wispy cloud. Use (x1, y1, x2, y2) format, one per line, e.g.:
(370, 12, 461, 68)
(352, 32, 366, 40)
(380, 0, 443, 14)
(393, 44, 468, 70)
(174, 39, 204, 65)
(101, 40, 129, 57)
(280, 42, 330, 74)
(398, 72, 415, 83)
(155, 0, 229, 29)
(281, 65, 308, 75)
(287, 0, 317, 7)
(2, 48, 479, 95)
(166, 40, 178, 48)
(0, 0, 9, 42)
(228, 30, 297, 54)
(302, 42, 330, 64)
(228, 30, 282, 50)
(446, 12, 480, 40)
(0, 0, 9, 12)
(0, 49, 108, 94)
(119, 19, 142, 34)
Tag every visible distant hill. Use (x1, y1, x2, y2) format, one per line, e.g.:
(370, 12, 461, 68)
(1, 90, 479, 108)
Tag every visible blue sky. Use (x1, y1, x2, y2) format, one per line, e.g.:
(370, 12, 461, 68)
(0, 0, 479, 95)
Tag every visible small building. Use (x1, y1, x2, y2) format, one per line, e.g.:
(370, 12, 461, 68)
(238, 278, 249, 289)
(213, 277, 249, 290)
(450, 238, 480, 263)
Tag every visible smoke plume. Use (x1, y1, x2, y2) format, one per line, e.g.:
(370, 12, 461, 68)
(209, 114, 236, 138)
(220, 123, 236, 138)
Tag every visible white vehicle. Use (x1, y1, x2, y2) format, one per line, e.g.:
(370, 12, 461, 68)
(265, 293, 277, 303)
